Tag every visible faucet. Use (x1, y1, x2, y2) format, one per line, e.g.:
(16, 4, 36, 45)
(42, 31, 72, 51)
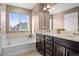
(5, 40, 12, 46)
(7, 41, 11, 46)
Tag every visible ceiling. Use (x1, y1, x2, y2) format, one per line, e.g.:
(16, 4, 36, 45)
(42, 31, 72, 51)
(7, 3, 37, 9)
(49, 3, 79, 15)
(7, 3, 79, 14)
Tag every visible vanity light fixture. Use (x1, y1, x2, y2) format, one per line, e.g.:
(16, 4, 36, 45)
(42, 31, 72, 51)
(42, 4, 55, 12)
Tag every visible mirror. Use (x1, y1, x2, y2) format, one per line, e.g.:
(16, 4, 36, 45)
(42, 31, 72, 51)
(64, 12, 79, 32)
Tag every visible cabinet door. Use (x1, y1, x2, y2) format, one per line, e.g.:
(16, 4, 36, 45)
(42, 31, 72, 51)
(55, 44, 66, 56)
(36, 35, 40, 51)
(67, 49, 79, 56)
(45, 35, 54, 56)
(36, 34, 45, 55)
(40, 37, 45, 55)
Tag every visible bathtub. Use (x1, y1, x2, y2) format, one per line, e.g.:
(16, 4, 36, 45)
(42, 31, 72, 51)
(2, 34, 36, 56)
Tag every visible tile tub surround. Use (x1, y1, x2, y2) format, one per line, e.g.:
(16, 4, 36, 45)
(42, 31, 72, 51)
(37, 32, 79, 42)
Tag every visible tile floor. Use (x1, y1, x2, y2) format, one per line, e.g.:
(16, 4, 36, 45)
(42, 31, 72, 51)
(17, 50, 42, 56)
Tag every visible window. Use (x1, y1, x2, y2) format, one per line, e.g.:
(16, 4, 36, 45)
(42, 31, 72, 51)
(9, 13, 30, 32)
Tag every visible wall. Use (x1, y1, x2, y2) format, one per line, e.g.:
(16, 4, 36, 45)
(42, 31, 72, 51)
(1, 4, 7, 34)
(53, 13, 64, 30)
(32, 4, 39, 34)
(53, 6, 79, 30)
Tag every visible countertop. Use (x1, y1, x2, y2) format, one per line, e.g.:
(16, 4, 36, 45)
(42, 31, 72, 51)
(36, 32, 79, 42)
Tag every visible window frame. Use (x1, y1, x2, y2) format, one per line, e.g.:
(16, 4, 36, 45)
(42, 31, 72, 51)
(6, 12, 31, 33)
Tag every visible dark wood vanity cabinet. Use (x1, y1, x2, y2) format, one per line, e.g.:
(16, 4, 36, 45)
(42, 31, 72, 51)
(36, 34, 54, 56)
(36, 34, 40, 51)
(54, 37, 79, 56)
(36, 33, 79, 56)
(45, 35, 54, 56)
(36, 33, 45, 55)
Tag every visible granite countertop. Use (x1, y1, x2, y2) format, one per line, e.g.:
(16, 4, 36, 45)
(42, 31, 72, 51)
(36, 32, 79, 42)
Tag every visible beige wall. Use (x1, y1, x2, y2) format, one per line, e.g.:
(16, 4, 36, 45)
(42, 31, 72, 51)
(1, 4, 7, 34)
(39, 11, 44, 30)
(53, 13, 64, 30)
(32, 4, 39, 34)
(53, 6, 79, 30)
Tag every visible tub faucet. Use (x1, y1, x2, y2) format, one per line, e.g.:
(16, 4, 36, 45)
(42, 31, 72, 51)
(5, 40, 12, 46)
(8, 41, 11, 46)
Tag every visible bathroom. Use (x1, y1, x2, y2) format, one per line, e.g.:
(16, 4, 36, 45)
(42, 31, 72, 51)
(0, 3, 79, 56)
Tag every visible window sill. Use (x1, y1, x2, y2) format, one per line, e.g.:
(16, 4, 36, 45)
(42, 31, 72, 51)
(6, 31, 30, 33)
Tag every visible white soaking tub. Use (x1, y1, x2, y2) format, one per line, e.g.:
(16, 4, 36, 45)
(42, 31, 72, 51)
(2, 34, 36, 56)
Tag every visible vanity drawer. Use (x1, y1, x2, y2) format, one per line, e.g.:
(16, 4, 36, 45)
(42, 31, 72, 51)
(45, 35, 53, 42)
(45, 40, 53, 47)
(45, 44, 53, 52)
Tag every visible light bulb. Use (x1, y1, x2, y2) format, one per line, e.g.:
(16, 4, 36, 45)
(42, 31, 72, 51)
(47, 4, 50, 8)
(43, 7, 46, 11)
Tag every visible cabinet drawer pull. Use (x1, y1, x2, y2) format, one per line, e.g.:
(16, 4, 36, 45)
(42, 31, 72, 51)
(46, 44, 50, 47)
